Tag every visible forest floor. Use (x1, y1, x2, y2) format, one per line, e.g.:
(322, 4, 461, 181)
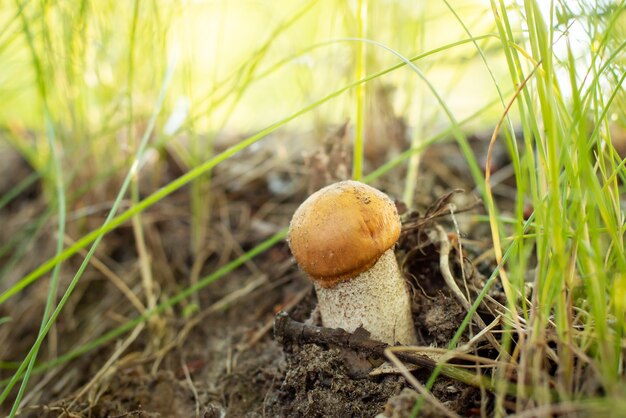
(0, 124, 516, 417)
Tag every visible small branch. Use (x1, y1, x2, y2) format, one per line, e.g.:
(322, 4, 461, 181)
(276, 311, 390, 358)
(274, 312, 494, 391)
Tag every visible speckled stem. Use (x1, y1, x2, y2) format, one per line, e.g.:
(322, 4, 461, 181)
(313, 249, 417, 345)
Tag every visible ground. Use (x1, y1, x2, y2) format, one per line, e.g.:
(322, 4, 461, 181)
(0, 127, 514, 417)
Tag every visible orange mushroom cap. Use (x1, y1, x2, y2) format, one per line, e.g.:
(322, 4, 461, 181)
(288, 180, 401, 288)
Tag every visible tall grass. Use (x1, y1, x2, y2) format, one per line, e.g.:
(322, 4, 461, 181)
(492, 0, 625, 409)
(411, 1, 626, 416)
(1, 0, 625, 416)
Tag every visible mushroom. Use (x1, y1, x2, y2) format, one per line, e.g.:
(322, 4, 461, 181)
(288, 180, 417, 345)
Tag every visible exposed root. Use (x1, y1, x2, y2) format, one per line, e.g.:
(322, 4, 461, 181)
(433, 224, 503, 354)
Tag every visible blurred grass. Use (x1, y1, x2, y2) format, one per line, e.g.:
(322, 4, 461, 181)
(1, 0, 626, 416)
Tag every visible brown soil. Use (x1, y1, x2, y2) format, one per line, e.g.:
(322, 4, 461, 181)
(268, 343, 405, 417)
(0, 126, 514, 417)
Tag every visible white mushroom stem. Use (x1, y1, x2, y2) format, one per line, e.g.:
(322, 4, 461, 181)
(313, 249, 417, 345)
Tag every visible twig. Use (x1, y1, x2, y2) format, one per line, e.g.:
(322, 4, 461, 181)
(274, 312, 494, 391)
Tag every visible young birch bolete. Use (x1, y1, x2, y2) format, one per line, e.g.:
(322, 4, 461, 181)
(288, 180, 417, 345)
